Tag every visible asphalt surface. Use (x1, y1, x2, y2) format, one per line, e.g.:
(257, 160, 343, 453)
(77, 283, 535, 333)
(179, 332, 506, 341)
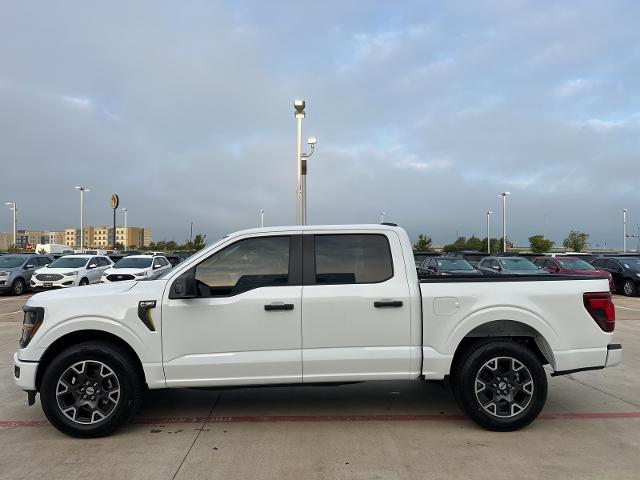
(1, 291, 639, 480)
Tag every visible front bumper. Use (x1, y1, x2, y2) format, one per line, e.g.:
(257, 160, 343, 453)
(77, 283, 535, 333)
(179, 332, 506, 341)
(0, 276, 15, 291)
(31, 277, 79, 289)
(13, 352, 38, 391)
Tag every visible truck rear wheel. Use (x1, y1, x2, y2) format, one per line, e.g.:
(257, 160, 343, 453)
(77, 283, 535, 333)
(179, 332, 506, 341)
(453, 340, 547, 431)
(40, 341, 142, 437)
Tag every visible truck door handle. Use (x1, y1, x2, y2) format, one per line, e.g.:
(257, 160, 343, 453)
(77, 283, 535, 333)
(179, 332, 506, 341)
(374, 300, 403, 308)
(264, 303, 294, 311)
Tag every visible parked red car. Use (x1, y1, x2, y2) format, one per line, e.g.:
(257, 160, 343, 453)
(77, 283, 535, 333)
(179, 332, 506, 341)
(533, 256, 614, 290)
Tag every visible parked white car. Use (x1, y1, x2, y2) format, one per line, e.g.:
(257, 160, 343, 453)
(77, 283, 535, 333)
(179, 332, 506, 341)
(31, 255, 113, 289)
(101, 255, 172, 283)
(14, 224, 621, 437)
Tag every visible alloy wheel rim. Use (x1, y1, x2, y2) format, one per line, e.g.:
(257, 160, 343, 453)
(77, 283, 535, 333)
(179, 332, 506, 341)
(474, 356, 534, 418)
(624, 282, 633, 295)
(14, 281, 23, 294)
(56, 360, 121, 425)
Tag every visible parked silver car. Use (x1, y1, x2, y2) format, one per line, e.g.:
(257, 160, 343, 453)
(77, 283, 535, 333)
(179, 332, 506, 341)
(477, 256, 548, 275)
(0, 254, 54, 295)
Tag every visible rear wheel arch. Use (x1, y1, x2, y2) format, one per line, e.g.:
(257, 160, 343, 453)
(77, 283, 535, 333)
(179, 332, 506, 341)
(449, 320, 553, 379)
(36, 330, 146, 392)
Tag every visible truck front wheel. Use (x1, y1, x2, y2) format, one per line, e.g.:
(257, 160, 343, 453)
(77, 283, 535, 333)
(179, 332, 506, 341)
(454, 340, 547, 431)
(40, 341, 142, 437)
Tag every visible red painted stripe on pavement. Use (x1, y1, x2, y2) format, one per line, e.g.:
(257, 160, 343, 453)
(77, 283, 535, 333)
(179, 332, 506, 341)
(2, 411, 640, 429)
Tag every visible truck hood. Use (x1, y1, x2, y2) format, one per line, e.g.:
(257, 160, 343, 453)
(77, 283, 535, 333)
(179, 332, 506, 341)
(27, 280, 140, 304)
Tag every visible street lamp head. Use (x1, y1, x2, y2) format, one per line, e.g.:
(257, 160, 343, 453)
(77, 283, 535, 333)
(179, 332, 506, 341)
(624, 209, 628, 213)
(487, 211, 493, 215)
(499, 191, 511, 196)
(293, 99, 306, 114)
(75, 186, 90, 192)
(307, 136, 317, 146)
(122, 208, 127, 212)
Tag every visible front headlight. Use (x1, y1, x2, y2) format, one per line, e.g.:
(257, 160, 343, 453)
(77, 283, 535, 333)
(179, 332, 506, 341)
(19, 307, 44, 348)
(0, 271, 10, 276)
(63, 271, 79, 277)
(134, 271, 148, 277)
(636, 273, 640, 279)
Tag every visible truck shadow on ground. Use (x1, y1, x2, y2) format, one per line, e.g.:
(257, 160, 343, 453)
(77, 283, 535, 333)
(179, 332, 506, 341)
(138, 380, 460, 420)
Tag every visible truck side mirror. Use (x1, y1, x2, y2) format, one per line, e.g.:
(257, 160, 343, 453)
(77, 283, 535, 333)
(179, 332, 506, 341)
(169, 268, 198, 299)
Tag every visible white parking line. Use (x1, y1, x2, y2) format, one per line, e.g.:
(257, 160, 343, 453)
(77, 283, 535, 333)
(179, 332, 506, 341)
(616, 305, 640, 312)
(0, 310, 22, 317)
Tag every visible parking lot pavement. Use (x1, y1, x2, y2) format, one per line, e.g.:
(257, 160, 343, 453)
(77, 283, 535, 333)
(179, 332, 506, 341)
(0, 294, 639, 479)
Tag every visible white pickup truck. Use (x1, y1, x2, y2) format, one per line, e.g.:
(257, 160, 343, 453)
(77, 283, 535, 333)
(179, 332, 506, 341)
(14, 224, 622, 437)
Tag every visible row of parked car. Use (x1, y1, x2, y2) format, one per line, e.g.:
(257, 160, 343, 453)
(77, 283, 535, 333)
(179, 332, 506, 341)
(0, 251, 193, 295)
(415, 251, 640, 296)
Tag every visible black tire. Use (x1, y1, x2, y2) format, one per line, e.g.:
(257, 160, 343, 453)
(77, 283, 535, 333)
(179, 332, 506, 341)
(79, 278, 89, 286)
(11, 278, 25, 296)
(453, 340, 547, 431)
(622, 279, 637, 297)
(40, 341, 142, 438)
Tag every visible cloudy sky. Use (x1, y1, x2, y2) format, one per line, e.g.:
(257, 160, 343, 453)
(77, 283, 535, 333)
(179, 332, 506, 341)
(1, 1, 639, 248)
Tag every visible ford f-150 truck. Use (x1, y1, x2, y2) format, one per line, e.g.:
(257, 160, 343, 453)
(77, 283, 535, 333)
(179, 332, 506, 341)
(13, 224, 622, 437)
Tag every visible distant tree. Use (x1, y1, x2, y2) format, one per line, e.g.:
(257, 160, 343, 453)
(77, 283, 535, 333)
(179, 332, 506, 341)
(38, 248, 47, 254)
(413, 234, 433, 252)
(529, 235, 554, 254)
(115, 243, 124, 251)
(466, 235, 483, 252)
(186, 234, 207, 251)
(480, 237, 502, 255)
(563, 230, 589, 252)
(443, 236, 468, 252)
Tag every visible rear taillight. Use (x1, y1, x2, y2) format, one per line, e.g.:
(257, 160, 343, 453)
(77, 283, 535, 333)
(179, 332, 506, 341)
(583, 292, 615, 332)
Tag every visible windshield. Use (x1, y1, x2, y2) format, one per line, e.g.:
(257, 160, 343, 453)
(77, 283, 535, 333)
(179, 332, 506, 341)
(558, 259, 595, 270)
(0, 256, 26, 268)
(114, 257, 153, 269)
(437, 259, 474, 270)
(621, 259, 640, 269)
(499, 258, 538, 270)
(47, 257, 88, 269)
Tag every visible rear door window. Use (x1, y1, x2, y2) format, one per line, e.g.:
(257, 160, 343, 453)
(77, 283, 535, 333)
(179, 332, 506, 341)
(313, 234, 393, 284)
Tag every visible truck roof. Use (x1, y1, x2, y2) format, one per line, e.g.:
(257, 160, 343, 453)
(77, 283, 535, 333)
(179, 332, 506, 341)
(226, 224, 404, 237)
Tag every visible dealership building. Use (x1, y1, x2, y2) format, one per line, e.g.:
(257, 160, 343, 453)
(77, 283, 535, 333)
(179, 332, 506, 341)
(1, 227, 152, 250)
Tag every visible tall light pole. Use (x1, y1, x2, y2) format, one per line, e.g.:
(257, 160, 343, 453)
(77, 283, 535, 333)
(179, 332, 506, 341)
(499, 192, 510, 252)
(5, 202, 16, 249)
(294, 100, 305, 225)
(486, 211, 493, 253)
(380, 211, 385, 223)
(301, 136, 317, 225)
(260, 209, 264, 228)
(75, 186, 89, 253)
(122, 208, 128, 249)
(623, 209, 628, 253)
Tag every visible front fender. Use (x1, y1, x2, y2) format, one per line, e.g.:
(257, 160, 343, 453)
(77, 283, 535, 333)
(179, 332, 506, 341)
(24, 316, 155, 363)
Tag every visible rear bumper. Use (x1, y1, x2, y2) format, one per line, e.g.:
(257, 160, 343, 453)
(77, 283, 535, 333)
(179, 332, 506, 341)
(605, 343, 622, 368)
(552, 343, 622, 376)
(13, 352, 38, 391)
